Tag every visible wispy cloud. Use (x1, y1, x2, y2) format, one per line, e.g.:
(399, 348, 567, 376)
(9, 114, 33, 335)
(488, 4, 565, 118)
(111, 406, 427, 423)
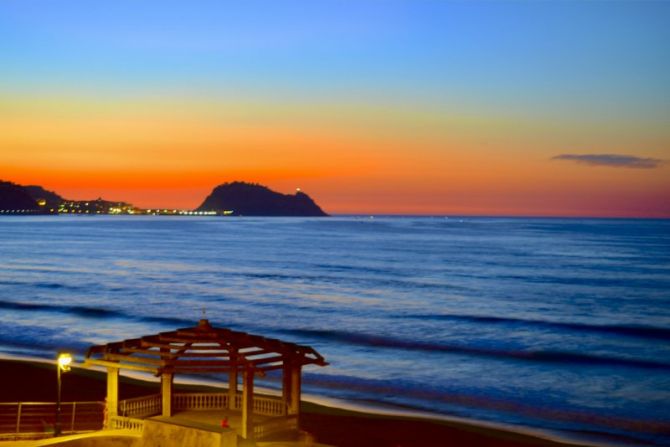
(552, 154, 663, 169)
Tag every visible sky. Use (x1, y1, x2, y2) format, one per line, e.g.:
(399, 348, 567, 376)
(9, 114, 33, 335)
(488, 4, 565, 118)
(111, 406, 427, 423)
(1, 0, 669, 217)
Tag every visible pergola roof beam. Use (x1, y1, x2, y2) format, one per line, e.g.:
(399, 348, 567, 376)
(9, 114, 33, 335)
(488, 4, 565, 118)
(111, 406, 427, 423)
(164, 351, 231, 358)
(105, 353, 165, 366)
(249, 355, 284, 365)
(86, 319, 326, 374)
(171, 359, 236, 367)
(119, 347, 172, 357)
(84, 359, 158, 374)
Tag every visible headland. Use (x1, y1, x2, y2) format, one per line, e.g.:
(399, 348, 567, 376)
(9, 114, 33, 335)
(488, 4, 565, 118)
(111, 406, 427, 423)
(0, 181, 327, 217)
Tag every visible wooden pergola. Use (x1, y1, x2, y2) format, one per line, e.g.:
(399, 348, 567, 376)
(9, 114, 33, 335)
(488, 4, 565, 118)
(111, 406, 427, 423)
(84, 319, 326, 438)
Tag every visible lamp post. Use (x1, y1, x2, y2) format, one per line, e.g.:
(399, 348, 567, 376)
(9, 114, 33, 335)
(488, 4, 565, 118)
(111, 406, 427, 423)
(55, 353, 72, 436)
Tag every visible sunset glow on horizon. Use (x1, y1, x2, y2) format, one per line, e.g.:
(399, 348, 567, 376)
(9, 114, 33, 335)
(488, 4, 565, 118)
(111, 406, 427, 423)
(2, 1, 669, 217)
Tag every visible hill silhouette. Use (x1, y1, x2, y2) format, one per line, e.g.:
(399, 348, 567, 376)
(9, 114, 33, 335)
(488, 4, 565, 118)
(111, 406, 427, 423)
(24, 185, 65, 210)
(0, 181, 41, 212)
(196, 182, 328, 216)
(1, 181, 135, 215)
(0, 180, 328, 217)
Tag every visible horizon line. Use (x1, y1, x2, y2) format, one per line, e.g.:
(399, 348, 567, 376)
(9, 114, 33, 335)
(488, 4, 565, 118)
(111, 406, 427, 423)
(3, 179, 668, 220)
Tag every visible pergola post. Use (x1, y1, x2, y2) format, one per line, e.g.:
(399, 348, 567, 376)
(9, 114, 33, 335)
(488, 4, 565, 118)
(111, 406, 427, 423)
(106, 367, 119, 427)
(289, 364, 302, 416)
(282, 363, 292, 415)
(161, 372, 174, 417)
(228, 367, 238, 410)
(241, 366, 254, 439)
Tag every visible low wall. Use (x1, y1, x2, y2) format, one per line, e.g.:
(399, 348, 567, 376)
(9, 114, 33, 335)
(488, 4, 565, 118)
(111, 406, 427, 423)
(11, 431, 141, 447)
(36, 435, 139, 447)
(140, 418, 237, 447)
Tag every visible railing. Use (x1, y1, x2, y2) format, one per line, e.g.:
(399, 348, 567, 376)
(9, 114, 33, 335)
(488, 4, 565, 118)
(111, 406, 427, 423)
(253, 395, 286, 417)
(119, 393, 161, 418)
(109, 415, 145, 433)
(174, 392, 285, 417)
(0, 394, 291, 440)
(253, 415, 298, 440)
(0, 401, 103, 440)
(174, 393, 229, 411)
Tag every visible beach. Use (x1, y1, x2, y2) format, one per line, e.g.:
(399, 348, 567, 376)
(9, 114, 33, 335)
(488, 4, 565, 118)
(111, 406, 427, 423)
(0, 358, 594, 447)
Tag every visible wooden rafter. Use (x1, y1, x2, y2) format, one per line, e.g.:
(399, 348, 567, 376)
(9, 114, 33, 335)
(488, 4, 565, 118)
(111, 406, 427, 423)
(85, 319, 327, 375)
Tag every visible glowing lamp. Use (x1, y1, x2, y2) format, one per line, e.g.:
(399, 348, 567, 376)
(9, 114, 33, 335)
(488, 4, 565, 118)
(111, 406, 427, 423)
(58, 353, 72, 372)
(55, 352, 73, 436)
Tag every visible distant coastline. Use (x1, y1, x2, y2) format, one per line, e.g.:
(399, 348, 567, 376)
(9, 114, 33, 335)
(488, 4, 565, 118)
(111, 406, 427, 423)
(0, 180, 328, 217)
(2, 180, 667, 219)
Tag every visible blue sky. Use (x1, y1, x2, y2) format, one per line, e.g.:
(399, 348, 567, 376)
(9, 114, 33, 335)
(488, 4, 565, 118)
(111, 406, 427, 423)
(2, 1, 668, 112)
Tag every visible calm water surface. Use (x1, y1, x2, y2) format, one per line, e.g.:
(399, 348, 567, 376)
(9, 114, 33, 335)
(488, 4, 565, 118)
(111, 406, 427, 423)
(0, 216, 669, 446)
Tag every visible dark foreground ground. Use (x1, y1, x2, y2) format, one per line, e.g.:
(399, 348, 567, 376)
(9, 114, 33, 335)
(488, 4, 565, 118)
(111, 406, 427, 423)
(0, 359, 591, 447)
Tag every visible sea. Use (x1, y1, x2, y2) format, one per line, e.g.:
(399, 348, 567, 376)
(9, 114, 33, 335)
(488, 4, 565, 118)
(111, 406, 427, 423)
(0, 216, 669, 446)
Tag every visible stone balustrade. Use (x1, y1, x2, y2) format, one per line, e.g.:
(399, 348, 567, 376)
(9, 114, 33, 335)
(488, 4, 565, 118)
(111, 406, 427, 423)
(119, 393, 161, 418)
(252, 395, 286, 416)
(109, 415, 145, 433)
(174, 393, 229, 411)
(118, 392, 286, 418)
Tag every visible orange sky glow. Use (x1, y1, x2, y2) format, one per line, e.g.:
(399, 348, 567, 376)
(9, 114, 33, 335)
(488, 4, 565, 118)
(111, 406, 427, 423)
(1, 93, 669, 217)
(2, 0, 669, 217)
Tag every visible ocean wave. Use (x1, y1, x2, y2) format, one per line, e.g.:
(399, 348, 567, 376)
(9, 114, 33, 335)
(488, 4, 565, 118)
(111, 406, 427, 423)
(236, 271, 462, 292)
(396, 313, 670, 341)
(301, 372, 670, 438)
(3, 296, 666, 371)
(314, 263, 399, 276)
(0, 299, 192, 327)
(0, 324, 90, 353)
(0, 280, 81, 290)
(280, 328, 670, 371)
(497, 274, 670, 289)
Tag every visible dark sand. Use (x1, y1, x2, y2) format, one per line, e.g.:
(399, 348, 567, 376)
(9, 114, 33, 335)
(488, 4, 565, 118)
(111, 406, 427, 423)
(0, 359, 591, 447)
